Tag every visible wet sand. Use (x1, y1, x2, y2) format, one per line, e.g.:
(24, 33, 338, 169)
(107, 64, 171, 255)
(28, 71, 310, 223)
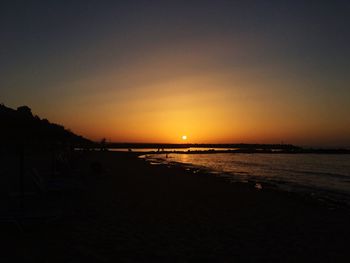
(1, 151, 350, 262)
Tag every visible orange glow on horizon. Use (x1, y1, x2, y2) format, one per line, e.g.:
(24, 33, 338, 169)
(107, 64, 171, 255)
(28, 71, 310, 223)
(36, 44, 350, 147)
(3, 3, 350, 149)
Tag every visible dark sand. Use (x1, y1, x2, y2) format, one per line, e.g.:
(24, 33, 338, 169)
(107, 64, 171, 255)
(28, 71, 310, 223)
(1, 151, 350, 262)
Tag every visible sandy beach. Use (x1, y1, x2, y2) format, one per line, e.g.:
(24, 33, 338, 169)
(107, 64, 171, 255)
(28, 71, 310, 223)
(1, 151, 350, 262)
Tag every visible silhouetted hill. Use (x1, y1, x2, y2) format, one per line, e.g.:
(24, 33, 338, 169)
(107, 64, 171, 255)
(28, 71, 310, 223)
(0, 104, 90, 147)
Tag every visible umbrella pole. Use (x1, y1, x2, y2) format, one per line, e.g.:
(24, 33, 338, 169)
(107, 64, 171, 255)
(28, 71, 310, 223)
(19, 147, 24, 214)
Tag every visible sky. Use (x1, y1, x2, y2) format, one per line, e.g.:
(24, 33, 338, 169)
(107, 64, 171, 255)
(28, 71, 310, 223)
(1, 0, 349, 146)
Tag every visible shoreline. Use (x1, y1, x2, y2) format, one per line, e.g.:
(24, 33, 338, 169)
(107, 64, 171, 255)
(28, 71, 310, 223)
(143, 152, 350, 209)
(79, 148, 350, 154)
(2, 151, 350, 262)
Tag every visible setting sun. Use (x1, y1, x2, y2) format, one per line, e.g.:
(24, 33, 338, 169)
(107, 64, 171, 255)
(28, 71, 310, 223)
(182, 135, 187, 141)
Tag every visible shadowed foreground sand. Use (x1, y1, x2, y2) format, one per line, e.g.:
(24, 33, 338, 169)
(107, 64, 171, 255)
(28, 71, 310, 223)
(1, 151, 350, 262)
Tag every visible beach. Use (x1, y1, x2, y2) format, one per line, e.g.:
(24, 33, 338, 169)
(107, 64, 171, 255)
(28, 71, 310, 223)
(1, 151, 350, 262)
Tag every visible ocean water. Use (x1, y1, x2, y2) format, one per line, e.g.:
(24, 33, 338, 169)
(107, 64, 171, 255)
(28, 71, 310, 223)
(75, 147, 238, 152)
(144, 153, 350, 204)
(107, 147, 239, 152)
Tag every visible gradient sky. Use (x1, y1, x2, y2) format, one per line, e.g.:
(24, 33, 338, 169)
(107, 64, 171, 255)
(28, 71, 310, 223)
(1, 0, 349, 146)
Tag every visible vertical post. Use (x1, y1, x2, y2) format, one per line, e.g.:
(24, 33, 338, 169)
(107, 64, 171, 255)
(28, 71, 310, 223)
(52, 146, 56, 178)
(19, 146, 24, 213)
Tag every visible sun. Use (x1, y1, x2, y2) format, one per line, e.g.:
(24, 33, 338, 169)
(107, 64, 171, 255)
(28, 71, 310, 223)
(182, 135, 187, 141)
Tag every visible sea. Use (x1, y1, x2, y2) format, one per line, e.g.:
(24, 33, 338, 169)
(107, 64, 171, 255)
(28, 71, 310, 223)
(142, 152, 350, 205)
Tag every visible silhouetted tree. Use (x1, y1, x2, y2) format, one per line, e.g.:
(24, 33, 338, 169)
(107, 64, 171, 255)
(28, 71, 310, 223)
(17, 105, 33, 117)
(0, 104, 91, 148)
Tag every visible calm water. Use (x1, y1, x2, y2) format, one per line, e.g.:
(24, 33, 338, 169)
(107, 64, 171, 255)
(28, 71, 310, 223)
(145, 153, 350, 203)
(75, 148, 239, 152)
(107, 148, 239, 152)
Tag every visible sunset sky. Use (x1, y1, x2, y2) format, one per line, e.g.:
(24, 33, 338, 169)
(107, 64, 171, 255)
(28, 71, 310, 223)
(1, 1, 349, 146)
